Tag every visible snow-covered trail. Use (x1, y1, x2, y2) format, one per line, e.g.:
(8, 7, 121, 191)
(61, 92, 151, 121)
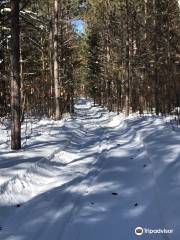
(0, 100, 180, 240)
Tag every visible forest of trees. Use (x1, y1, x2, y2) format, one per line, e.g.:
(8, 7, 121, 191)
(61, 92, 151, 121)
(86, 0, 180, 116)
(0, 0, 180, 149)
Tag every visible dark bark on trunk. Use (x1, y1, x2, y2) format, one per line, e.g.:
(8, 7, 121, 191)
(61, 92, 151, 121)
(10, 0, 21, 150)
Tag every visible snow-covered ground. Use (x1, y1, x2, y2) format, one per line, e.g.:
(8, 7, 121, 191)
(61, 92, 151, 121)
(0, 99, 180, 240)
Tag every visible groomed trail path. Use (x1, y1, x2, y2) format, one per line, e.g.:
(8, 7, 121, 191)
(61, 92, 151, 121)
(0, 99, 180, 240)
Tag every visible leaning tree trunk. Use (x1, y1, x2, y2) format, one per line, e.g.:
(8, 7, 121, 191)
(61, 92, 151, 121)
(10, 0, 21, 150)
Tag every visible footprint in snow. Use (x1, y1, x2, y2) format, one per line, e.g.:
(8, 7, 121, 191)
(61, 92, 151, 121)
(112, 192, 118, 196)
(16, 204, 22, 208)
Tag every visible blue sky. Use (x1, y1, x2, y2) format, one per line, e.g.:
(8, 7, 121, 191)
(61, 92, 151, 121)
(72, 20, 85, 34)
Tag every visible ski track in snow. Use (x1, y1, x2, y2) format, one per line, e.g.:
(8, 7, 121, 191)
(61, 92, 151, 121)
(0, 99, 180, 240)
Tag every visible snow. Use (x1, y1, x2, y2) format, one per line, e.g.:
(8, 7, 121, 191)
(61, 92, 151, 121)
(0, 99, 180, 240)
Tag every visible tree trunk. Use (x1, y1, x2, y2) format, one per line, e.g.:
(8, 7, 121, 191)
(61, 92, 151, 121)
(53, 0, 60, 120)
(125, 0, 130, 117)
(49, 16, 54, 117)
(10, 0, 21, 150)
